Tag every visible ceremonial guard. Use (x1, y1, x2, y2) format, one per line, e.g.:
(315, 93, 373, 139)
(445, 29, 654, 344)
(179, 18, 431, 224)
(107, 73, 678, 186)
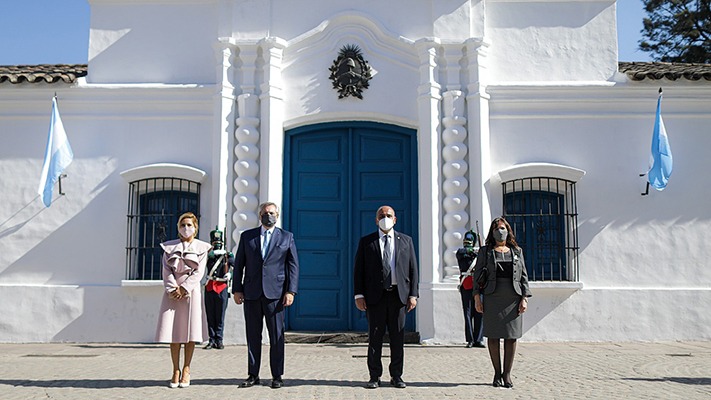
(203, 226, 233, 349)
(456, 229, 485, 348)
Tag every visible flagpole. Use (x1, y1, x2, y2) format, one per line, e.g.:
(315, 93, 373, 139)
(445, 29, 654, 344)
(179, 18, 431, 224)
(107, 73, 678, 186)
(641, 87, 664, 196)
(38, 94, 74, 207)
(642, 86, 672, 194)
(58, 173, 67, 195)
(55, 92, 66, 196)
(640, 174, 649, 196)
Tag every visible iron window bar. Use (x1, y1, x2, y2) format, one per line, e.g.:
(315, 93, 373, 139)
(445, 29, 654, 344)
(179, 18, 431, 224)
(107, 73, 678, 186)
(125, 177, 201, 280)
(502, 177, 579, 282)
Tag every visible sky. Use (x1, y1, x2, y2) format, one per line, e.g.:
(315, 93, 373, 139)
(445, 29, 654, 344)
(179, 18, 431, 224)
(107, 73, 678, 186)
(0, 0, 653, 66)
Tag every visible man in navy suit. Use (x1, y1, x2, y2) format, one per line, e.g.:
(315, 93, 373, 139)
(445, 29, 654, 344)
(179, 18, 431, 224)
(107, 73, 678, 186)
(354, 205, 419, 389)
(232, 202, 299, 389)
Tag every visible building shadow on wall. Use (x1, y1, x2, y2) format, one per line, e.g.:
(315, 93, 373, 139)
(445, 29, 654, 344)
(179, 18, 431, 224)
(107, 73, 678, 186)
(521, 286, 582, 335)
(0, 196, 45, 238)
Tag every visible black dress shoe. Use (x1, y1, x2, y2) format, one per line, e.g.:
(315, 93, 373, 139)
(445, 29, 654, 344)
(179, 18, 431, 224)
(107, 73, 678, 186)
(473, 341, 486, 348)
(492, 376, 503, 387)
(465, 341, 474, 348)
(214, 341, 224, 349)
(240, 375, 260, 388)
(390, 377, 406, 388)
(203, 342, 214, 349)
(271, 377, 283, 389)
(503, 381, 514, 388)
(365, 378, 381, 389)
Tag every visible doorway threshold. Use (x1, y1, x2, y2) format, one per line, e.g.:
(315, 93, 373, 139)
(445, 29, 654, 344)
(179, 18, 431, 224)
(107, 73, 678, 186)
(285, 331, 421, 344)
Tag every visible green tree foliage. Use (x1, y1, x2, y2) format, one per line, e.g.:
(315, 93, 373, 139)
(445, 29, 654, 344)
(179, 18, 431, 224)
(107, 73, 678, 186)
(639, 0, 711, 63)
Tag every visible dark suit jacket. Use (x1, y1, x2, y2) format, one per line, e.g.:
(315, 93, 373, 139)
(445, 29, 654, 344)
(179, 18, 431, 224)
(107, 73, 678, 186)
(232, 226, 299, 300)
(354, 230, 419, 305)
(472, 245, 532, 298)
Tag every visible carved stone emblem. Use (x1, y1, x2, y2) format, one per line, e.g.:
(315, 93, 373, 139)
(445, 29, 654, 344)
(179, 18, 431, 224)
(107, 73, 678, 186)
(329, 44, 372, 99)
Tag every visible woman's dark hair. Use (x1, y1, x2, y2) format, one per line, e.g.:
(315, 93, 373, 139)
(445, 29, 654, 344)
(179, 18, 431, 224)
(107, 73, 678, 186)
(484, 216, 519, 249)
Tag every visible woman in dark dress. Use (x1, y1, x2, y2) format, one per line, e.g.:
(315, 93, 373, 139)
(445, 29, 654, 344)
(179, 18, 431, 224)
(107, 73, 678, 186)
(473, 217, 532, 388)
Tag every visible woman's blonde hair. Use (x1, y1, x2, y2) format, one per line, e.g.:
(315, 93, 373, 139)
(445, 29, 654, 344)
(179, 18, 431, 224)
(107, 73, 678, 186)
(177, 212, 199, 238)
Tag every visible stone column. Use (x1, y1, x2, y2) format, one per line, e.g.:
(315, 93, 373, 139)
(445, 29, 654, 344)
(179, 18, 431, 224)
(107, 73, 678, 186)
(440, 44, 470, 280)
(465, 38, 492, 234)
(257, 37, 287, 210)
(232, 43, 260, 245)
(441, 90, 469, 280)
(415, 38, 443, 284)
(212, 40, 237, 241)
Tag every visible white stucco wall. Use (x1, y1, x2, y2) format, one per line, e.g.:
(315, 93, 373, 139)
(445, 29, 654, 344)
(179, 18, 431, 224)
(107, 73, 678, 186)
(87, 0, 219, 84)
(424, 84, 711, 343)
(486, 0, 618, 83)
(0, 87, 220, 342)
(279, 13, 421, 128)
(1, 0, 710, 344)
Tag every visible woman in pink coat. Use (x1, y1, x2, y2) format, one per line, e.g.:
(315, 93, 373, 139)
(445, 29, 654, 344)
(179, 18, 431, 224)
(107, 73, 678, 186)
(155, 212, 211, 388)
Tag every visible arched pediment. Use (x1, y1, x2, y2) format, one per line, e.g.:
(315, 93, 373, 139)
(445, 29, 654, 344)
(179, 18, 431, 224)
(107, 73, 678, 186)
(285, 11, 420, 69)
(497, 162, 585, 183)
(119, 163, 207, 183)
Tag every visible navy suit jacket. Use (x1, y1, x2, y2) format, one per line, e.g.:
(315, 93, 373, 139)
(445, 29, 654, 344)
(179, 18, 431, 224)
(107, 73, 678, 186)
(232, 226, 299, 301)
(353, 230, 419, 306)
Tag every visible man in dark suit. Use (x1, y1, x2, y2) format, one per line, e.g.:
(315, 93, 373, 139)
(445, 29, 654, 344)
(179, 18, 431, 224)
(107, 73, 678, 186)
(232, 202, 299, 389)
(354, 205, 419, 389)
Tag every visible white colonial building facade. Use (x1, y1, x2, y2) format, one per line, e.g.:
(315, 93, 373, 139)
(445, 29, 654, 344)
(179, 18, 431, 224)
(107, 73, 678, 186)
(1, 0, 710, 343)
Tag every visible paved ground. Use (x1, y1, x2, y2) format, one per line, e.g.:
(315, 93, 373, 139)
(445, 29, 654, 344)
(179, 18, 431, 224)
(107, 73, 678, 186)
(0, 341, 709, 399)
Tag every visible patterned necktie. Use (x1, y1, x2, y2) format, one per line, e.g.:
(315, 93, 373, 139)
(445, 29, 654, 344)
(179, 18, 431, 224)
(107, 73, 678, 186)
(262, 230, 270, 259)
(383, 234, 392, 289)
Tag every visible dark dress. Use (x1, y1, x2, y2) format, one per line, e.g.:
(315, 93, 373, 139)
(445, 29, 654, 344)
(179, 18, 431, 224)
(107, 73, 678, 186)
(482, 250, 523, 339)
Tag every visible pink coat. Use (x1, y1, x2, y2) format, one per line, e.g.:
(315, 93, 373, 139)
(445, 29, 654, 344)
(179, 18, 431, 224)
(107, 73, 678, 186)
(155, 238, 212, 343)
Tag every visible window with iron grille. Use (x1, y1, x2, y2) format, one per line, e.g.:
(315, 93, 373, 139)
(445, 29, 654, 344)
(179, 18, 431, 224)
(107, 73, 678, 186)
(502, 177, 579, 281)
(125, 178, 201, 280)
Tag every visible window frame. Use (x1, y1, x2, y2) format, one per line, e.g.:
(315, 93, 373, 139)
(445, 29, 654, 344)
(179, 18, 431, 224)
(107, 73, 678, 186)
(119, 163, 207, 281)
(497, 163, 585, 283)
(503, 178, 577, 281)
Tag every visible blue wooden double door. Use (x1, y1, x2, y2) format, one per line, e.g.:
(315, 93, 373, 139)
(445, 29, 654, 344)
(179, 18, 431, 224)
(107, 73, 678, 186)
(284, 122, 418, 332)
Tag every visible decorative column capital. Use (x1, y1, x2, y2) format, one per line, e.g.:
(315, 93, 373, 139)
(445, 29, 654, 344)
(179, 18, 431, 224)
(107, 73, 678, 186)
(415, 38, 442, 100)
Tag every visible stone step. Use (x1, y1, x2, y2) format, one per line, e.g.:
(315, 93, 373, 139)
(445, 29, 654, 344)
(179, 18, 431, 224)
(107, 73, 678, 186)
(285, 331, 421, 344)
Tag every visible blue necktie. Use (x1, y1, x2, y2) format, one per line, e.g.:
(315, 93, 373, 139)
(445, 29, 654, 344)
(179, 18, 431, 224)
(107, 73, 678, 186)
(262, 230, 270, 259)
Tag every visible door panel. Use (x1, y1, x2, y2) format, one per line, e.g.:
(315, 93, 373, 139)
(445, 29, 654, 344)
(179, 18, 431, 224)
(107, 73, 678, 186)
(284, 122, 417, 332)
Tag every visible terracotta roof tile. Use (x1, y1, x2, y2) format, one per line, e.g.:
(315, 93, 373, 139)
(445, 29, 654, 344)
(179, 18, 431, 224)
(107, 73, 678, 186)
(1, 62, 711, 84)
(619, 61, 711, 81)
(0, 64, 87, 84)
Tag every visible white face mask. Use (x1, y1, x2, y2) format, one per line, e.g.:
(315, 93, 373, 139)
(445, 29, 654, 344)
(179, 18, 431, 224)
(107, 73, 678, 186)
(179, 226, 196, 239)
(378, 217, 395, 232)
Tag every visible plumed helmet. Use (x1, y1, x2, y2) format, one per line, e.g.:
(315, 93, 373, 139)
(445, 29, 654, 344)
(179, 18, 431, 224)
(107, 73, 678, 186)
(210, 226, 224, 245)
(463, 229, 477, 247)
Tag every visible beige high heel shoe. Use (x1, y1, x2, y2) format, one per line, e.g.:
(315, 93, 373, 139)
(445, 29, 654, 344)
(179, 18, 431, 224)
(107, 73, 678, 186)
(179, 366, 191, 388)
(169, 369, 181, 388)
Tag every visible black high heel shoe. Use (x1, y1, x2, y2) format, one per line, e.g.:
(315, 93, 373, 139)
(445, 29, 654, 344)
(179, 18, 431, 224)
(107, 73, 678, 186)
(502, 373, 513, 388)
(492, 375, 503, 387)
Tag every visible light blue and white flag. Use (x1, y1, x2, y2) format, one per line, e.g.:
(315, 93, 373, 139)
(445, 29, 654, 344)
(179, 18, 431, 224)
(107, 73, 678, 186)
(38, 97, 73, 207)
(647, 91, 672, 191)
